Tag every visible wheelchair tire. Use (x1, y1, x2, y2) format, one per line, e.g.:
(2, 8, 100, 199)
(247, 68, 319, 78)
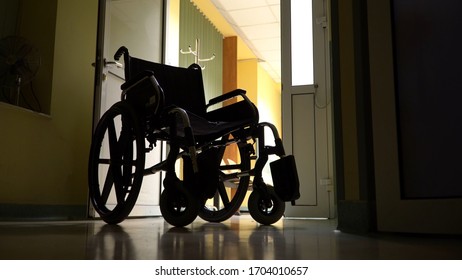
(160, 186, 200, 227)
(88, 101, 145, 224)
(248, 186, 285, 225)
(198, 141, 251, 223)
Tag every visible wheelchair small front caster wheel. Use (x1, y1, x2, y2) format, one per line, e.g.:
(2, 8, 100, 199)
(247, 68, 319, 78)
(248, 187, 285, 225)
(160, 186, 200, 227)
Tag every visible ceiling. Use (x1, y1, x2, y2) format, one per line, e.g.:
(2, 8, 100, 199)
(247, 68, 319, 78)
(209, 0, 281, 83)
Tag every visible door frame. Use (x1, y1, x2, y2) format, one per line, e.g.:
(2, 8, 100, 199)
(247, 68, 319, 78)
(92, 0, 107, 130)
(368, 0, 462, 234)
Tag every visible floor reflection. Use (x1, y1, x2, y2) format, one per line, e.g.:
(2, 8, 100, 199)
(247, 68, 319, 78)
(86, 224, 137, 259)
(0, 215, 461, 260)
(86, 216, 290, 260)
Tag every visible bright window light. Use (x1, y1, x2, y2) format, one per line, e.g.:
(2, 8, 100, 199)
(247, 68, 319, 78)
(291, 0, 314, 86)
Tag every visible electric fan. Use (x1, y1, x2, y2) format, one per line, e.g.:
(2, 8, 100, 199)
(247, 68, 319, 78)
(0, 36, 41, 106)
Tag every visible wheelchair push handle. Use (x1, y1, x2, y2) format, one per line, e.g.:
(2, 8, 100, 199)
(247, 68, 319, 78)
(114, 46, 131, 81)
(114, 46, 129, 61)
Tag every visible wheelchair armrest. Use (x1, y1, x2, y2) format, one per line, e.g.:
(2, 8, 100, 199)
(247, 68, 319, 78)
(206, 89, 259, 123)
(121, 71, 165, 115)
(206, 89, 249, 108)
(120, 70, 154, 91)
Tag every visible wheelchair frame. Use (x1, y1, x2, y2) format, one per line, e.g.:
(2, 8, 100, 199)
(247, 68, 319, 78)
(88, 47, 299, 227)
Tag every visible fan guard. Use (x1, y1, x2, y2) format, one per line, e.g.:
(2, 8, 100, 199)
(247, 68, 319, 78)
(0, 36, 41, 89)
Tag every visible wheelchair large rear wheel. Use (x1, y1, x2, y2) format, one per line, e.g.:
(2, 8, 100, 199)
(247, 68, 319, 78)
(198, 141, 251, 223)
(88, 101, 145, 224)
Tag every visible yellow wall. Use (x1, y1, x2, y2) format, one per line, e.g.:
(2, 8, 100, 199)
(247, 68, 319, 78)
(0, 0, 97, 216)
(237, 59, 281, 133)
(257, 64, 281, 134)
(237, 59, 258, 104)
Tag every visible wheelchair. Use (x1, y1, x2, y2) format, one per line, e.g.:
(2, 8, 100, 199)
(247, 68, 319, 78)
(88, 46, 300, 227)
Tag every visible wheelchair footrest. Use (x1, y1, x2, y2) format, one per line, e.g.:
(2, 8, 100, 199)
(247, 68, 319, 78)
(270, 155, 300, 202)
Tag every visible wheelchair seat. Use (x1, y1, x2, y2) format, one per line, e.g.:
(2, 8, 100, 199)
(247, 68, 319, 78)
(120, 52, 259, 144)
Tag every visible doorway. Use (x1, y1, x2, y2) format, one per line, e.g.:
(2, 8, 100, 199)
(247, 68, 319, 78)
(91, 0, 165, 218)
(281, 0, 335, 218)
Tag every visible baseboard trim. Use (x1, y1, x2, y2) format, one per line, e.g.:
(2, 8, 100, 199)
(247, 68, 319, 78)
(337, 200, 377, 233)
(0, 204, 87, 221)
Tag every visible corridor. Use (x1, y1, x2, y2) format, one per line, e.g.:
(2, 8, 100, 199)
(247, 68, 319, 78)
(0, 215, 461, 260)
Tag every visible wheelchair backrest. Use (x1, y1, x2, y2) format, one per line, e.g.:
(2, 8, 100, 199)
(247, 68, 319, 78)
(122, 52, 208, 118)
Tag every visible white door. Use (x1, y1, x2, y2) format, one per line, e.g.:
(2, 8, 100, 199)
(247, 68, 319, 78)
(92, 0, 165, 217)
(281, 0, 335, 218)
(369, 0, 462, 234)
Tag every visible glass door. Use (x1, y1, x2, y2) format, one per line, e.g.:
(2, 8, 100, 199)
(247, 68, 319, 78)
(281, 0, 335, 218)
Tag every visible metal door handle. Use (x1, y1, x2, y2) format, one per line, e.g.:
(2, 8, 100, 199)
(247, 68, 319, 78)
(104, 59, 123, 68)
(91, 59, 123, 68)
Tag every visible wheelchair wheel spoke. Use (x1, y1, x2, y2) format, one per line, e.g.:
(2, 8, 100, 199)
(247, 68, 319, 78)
(98, 158, 111, 165)
(217, 182, 230, 206)
(107, 120, 120, 160)
(122, 145, 133, 185)
(100, 165, 114, 204)
(114, 177, 129, 204)
(111, 164, 124, 203)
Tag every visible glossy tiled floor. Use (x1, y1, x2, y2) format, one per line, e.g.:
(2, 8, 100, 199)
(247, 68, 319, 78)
(0, 215, 461, 260)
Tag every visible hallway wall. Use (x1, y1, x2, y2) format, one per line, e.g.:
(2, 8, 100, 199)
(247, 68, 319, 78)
(0, 0, 98, 219)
